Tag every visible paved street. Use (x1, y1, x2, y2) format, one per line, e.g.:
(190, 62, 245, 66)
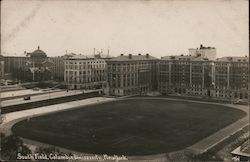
(0, 88, 63, 100)
(1, 89, 42, 98)
(2, 90, 83, 107)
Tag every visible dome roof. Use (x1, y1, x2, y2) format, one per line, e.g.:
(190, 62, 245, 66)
(30, 46, 47, 58)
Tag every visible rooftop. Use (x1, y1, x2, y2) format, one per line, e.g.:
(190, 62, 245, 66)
(161, 55, 210, 61)
(216, 56, 249, 62)
(109, 53, 158, 61)
(28, 46, 47, 58)
(64, 53, 106, 60)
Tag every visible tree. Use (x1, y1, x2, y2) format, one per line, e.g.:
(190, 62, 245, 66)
(0, 134, 31, 161)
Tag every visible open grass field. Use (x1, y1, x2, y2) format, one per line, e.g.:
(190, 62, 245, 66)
(12, 98, 246, 156)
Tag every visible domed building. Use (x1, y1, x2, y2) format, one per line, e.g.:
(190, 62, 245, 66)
(27, 46, 48, 68)
(30, 46, 47, 57)
(24, 46, 54, 81)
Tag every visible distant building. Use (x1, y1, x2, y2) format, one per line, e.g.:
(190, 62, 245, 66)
(49, 56, 64, 81)
(106, 53, 158, 96)
(158, 54, 249, 102)
(3, 56, 29, 76)
(214, 56, 248, 101)
(64, 53, 107, 90)
(189, 44, 216, 60)
(158, 55, 213, 97)
(3, 46, 54, 82)
(24, 46, 54, 81)
(0, 55, 4, 80)
(26, 46, 48, 67)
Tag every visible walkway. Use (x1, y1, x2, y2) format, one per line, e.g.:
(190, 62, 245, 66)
(1, 88, 63, 101)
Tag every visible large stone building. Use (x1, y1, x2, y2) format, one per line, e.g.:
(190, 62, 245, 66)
(64, 54, 107, 90)
(106, 53, 158, 96)
(214, 56, 248, 100)
(158, 55, 213, 97)
(158, 54, 249, 102)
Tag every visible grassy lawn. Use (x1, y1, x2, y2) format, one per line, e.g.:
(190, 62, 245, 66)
(12, 98, 246, 156)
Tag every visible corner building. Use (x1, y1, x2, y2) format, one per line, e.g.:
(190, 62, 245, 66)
(214, 57, 248, 100)
(106, 54, 158, 96)
(158, 55, 249, 102)
(64, 54, 107, 90)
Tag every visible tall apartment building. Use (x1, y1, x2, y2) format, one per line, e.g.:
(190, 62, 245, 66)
(158, 55, 249, 101)
(106, 54, 158, 96)
(189, 44, 216, 60)
(158, 55, 213, 96)
(214, 57, 248, 100)
(64, 54, 107, 90)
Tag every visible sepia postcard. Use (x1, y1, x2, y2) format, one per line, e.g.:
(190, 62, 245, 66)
(0, 0, 249, 161)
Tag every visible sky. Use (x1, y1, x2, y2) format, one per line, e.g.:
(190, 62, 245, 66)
(1, 0, 249, 58)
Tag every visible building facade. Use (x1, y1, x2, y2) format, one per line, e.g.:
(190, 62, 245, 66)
(0, 55, 4, 80)
(158, 55, 213, 97)
(158, 55, 249, 102)
(3, 56, 29, 76)
(49, 56, 64, 81)
(106, 54, 158, 96)
(214, 57, 249, 101)
(3, 46, 54, 82)
(64, 54, 107, 90)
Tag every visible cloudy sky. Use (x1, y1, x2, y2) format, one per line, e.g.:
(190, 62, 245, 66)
(1, 0, 249, 58)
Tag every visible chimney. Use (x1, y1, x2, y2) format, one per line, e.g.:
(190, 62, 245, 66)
(138, 53, 141, 56)
(129, 54, 132, 59)
(146, 53, 149, 58)
(120, 54, 124, 56)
